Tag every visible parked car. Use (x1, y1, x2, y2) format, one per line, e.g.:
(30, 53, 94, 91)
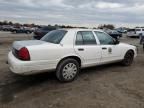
(2, 25, 13, 31)
(127, 28, 144, 38)
(11, 26, 33, 34)
(8, 29, 137, 82)
(115, 28, 127, 33)
(104, 29, 122, 39)
(0, 25, 2, 31)
(33, 26, 57, 40)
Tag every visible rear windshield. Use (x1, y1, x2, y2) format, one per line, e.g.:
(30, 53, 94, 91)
(41, 30, 67, 44)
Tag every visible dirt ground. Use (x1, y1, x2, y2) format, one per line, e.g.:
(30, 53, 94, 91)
(0, 31, 144, 108)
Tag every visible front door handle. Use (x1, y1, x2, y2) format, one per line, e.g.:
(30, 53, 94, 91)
(78, 48, 84, 51)
(102, 47, 107, 50)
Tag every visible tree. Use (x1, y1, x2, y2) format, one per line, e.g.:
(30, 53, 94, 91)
(3, 20, 8, 25)
(8, 21, 13, 25)
(98, 24, 115, 29)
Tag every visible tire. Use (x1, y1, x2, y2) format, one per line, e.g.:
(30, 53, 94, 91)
(121, 50, 134, 66)
(13, 31, 17, 33)
(56, 58, 80, 82)
(117, 36, 120, 39)
(26, 31, 31, 34)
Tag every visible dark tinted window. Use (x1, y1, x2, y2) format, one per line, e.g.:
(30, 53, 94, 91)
(136, 29, 141, 31)
(76, 31, 96, 45)
(42, 27, 49, 30)
(127, 29, 135, 32)
(94, 31, 114, 45)
(41, 30, 67, 44)
(42, 26, 56, 30)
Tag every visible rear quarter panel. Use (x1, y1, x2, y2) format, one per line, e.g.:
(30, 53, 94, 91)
(26, 30, 79, 67)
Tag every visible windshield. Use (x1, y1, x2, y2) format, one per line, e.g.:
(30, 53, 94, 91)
(41, 30, 67, 44)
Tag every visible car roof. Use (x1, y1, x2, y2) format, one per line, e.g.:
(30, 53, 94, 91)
(58, 28, 104, 32)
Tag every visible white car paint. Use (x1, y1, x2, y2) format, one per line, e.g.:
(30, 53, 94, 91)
(8, 29, 137, 75)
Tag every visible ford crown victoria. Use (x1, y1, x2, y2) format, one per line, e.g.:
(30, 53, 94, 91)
(8, 29, 137, 82)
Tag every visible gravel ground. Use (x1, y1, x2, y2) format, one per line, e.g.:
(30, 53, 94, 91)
(0, 31, 144, 108)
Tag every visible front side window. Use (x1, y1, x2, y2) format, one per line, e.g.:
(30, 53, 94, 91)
(94, 31, 114, 45)
(41, 30, 67, 44)
(76, 31, 96, 45)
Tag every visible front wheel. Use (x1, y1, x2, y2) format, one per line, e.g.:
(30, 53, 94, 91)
(121, 50, 134, 66)
(56, 58, 80, 82)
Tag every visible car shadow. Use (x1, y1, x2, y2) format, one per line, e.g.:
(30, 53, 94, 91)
(0, 72, 56, 104)
(0, 63, 124, 104)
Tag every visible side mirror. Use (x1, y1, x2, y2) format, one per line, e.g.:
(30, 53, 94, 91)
(114, 39, 120, 45)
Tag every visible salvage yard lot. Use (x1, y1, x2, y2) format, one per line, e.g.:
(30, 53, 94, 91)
(0, 31, 144, 108)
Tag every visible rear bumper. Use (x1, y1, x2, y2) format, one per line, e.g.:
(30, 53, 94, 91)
(8, 52, 56, 75)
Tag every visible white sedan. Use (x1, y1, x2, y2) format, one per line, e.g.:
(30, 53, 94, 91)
(8, 29, 137, 82)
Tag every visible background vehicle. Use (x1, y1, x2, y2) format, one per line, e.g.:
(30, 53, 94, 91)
(127, 28, 144, 38)
(104, 29, 122, 39)
(2, 25, 13, 31)
(11, 26, 33, 34)
(8, 29, 137, 82)
(0, 25, 2, 31)
(33, 26, 57, 39)
(115, 27, 127, 33)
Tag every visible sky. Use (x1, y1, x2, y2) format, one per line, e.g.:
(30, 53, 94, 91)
(0, 0, 144, 28)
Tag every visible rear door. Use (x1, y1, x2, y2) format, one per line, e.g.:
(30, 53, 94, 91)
(74, 31, 102, 67)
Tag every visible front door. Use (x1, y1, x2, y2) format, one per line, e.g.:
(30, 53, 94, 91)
(94, 31, 121, 63)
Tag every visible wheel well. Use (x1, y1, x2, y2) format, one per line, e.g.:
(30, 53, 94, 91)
(127, 49, 134, 56)
(57, 56, 81, 68)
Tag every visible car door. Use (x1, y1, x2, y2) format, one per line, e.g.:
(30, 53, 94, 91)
(94, 31, 121, 63)
(74, 31, 102, 67)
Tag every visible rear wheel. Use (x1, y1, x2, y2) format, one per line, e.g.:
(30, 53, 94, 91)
(13, 30, 17, 33)
(26, 31, 31, 34)
(121, 50, 134, 66)
(56, 58, 80, 82)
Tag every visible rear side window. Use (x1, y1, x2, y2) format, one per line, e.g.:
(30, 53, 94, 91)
(76, 32, 83, 45)
(75, 31, 96, 45)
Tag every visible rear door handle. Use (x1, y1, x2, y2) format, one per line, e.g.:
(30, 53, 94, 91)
(102, 47, 107, 50)
(78, 48, 84, 51)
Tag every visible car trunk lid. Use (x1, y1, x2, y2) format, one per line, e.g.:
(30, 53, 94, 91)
(12, 40, 47, 59)
(12, 40, 47, 50)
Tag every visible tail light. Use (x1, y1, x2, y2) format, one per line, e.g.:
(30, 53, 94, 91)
(18, 47, 30, 61)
